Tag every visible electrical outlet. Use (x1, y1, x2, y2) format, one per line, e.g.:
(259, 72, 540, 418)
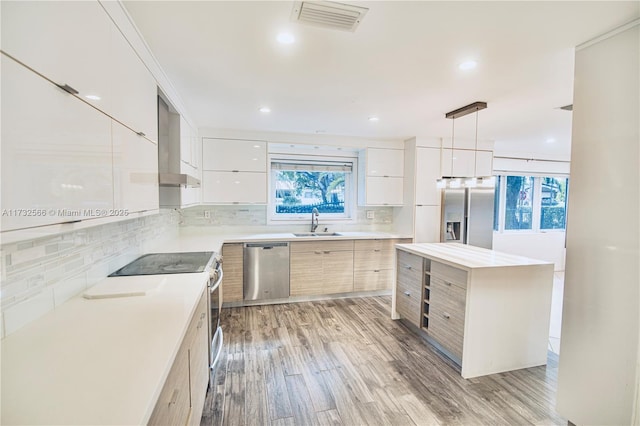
(366, 210, 375, 219)
(204, 210, 211, 219)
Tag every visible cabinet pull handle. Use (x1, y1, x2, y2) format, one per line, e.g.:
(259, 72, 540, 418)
(373, 270, 380, 272)
(444, 281, 452, 286)
(57, 83, 79, 95)
(403, 291, 411, 297)
(169, 389, 179, 406)
(443, 312, 451, 319)
(197, 320, 203, 330)
(314, 250, 322, 254)
(374, 249, 381, 252)
(200, 312, 206, 320)
(136, 131, 146, 137)
(403, 265, 412, 270)
(323, 250, 331, 254)
(232, 170, 239, 173)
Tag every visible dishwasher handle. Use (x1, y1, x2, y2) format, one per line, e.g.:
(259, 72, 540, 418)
(245, 242, 289, 249)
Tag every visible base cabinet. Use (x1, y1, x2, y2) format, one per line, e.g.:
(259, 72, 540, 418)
(395, 250, 424, 327)
(290, 240, 354, 296)
(148, 289, 208, 426)
(354, 239, 411, 291)
(221, 243, 243, 303)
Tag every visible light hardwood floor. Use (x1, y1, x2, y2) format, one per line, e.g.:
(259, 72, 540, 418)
(201, 296, 565, 425)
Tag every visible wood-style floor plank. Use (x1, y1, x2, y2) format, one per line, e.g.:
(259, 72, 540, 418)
(202, 296, 566, 426)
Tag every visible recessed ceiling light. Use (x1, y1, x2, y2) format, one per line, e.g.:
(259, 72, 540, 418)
(259, 107, 271, 113)
(253, 144, 261, 148)
(277, 32, 295, 44)
(459, 60, 478, 71)
(546, 138, 556, 143)
(85, 94, 101, 101)
(368, 116, 379, 122)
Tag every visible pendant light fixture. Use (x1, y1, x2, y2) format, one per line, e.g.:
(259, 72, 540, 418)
(436, 101, 488, 189)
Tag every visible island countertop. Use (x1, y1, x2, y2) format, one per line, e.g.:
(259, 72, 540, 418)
(395, 242, 552, 270)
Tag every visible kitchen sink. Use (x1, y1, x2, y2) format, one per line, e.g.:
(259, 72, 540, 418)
(293, 232, 342, 237)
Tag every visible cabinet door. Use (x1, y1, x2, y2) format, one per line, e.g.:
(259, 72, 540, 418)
(475, 150, 493, 177)
(180, 116, 192, 167)
(1, 1, 112, 112)
(221, 244, 243, 302)
(366, 148, 404, 177)
(148, 342, 191, 426)
(110, 25, 158, 143)
(1, 56, 113, 231)
(202, 171, 267, 203)
(202, 139, 267, 172)
(415, 147, 442, 205)
(365, 177, 403, 205)
(414, 206, 441, 243)
(112, 121, 159, 213)
(429, 276, 467, 361)
(441, 149, 476, 177)
(290, 251, 324, 296)
(188, 292, 209, 426)
(395, 251, 423, 327)
(354, 269, 394, 292)
(322, 250, 354, 294)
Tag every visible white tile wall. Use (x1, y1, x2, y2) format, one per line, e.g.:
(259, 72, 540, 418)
(0, 210, 179, 337)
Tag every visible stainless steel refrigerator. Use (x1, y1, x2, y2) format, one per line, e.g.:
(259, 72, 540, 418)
(441, 187, 495, 249)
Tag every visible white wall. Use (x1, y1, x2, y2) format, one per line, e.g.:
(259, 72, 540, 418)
(493, 232, 565, 271)
(556, 20, 639, 425)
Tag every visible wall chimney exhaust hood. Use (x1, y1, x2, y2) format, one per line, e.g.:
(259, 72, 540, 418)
(157, 95, 200, 189)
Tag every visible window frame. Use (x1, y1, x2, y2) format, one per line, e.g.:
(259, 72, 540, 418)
(267, 153, 358, 224)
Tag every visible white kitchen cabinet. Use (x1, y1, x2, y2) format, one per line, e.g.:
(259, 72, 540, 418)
(1, 1, 112, 112)
(475, 150, 493, 176)
(441, 149, 493, 178)
(358, 147, 404, 206)
(202, 138, 267, 172)
(364, 148, 404, 177)
(112, 121, 159, 213)
(109, 25, 158, 143)
(415, 147, 442, 205)
(180, 116, 199, 169)
(414, 206, 441, 243)
(362, 177, 404, 206)
(1, 55, 113, 231)
(202, 171, 267, 204)
(2, 1, 157, 143)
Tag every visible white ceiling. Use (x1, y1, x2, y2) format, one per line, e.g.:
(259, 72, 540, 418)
(124, 1, 639, 159)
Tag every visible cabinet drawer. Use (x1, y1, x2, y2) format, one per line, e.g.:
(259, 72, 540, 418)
(429, 277, 467, 360)
(354, 249, 394, 271)
(290, 240, 354, 253)
(354, 269, 394, 291)
(185, 290, 208, 346)
(355, 238, 410, 251)
(431, 262, 468, 289)
(396, 281, 421, 327)
(397, 251, 423, 284)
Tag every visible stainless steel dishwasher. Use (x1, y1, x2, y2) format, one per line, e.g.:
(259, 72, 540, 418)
(243, 242, 290, 301)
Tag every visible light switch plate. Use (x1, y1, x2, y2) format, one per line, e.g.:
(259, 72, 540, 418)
(204, 211, 211, 219)
(366, 210, 375, 219)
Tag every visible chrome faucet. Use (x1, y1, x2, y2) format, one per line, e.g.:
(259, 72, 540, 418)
(311, 208, 319, 232)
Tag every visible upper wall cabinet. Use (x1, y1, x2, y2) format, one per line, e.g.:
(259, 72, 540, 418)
(441, 149, 493, 178)
(202, 139, 267, 172)
(1, 1, 158, 142)
(358, 148, 404, 206)
(112, 121, 159, 214)
(1, 55, 114, 231)
(1, 1, 113, 112)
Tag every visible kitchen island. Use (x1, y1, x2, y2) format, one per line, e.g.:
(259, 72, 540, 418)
(393, 243, 554, 379)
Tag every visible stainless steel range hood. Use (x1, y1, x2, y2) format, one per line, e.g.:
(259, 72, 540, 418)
(157, 96, 200, 189)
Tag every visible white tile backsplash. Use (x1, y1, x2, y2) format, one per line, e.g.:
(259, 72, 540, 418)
(0, 210, 179, 337)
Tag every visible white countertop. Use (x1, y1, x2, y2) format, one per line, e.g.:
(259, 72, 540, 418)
(1, 228, 410, 425)
(396, 243, 553, 270)
(1, 273, 208, 425)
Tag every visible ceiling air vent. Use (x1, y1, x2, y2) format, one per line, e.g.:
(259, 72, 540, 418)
(291, 1, 369, 32)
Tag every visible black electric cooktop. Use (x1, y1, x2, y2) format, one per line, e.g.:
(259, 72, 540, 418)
(109, 252, 215, 277)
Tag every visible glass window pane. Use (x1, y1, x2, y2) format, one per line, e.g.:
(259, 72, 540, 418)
(273, 170, 347, 215)
(540, 177, 568, 230)
(505, 176, 534, 230)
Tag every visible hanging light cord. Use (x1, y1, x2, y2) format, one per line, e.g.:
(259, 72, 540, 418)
(450, 117, 455, 178)
(474, 109, 478, 178)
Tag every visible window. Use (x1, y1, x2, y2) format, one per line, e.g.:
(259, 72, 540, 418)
(270, 158, 354, 221)
(494, 175, 569, 232)
(505, 176, 534, 230)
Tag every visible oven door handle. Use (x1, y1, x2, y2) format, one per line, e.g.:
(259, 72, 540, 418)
(210, 266, 223, 293)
